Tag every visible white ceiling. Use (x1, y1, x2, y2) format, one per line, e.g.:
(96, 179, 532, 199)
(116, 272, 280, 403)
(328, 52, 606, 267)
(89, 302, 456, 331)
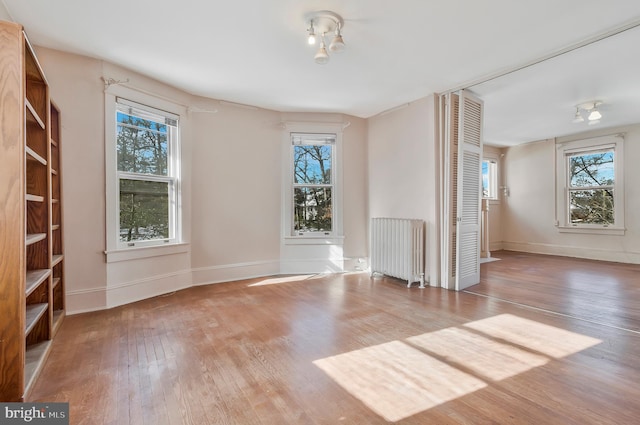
(471, 22, 640, 146)
(4, 0, 640, 146)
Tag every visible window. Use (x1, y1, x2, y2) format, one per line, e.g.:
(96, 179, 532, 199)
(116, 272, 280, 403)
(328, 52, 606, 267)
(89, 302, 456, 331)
(556, 134, 624, 234)
(115, 98, 180, 247)
(482, 159, 498, 199)
(291, 133, 335, 235)
(567, 149, 614, 225)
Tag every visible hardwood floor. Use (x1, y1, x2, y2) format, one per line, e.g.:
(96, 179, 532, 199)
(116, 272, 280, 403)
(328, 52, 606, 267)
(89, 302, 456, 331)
(473, 250, 640, 332)
(28, 255, 640, 424)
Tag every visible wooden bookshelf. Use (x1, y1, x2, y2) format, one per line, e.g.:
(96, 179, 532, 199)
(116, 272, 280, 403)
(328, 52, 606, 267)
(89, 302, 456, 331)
(0, 21, 65, 402)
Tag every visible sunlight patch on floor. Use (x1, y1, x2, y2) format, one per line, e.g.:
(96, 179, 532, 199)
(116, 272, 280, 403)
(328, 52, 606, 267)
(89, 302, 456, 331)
(464, 314, 602, 358)
(313, 340, 487, 423)
(247, 275, 317, 287)
(249, 272, 367, 287)
(314, 314, 601, 422)
(407, 327, 548, 381)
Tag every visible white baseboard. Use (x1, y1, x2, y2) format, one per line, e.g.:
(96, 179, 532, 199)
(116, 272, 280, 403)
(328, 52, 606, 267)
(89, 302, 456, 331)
(280, 258, 345, 275)
(343, 257, 369, 273)
(502, 241, 640, 264)
(489, 241, 504, 252)
(191, 260, 280, 286)
(66, 287, 108, 315)
(66, 269, 193, 315)
(106, 269, 193, 309)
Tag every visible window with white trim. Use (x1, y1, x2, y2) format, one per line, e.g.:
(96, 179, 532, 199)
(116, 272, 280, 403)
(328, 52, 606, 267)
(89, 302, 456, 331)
(556, 134, 624, 234)
(115, 98, 181, 247)
(291, 133, 336, 236)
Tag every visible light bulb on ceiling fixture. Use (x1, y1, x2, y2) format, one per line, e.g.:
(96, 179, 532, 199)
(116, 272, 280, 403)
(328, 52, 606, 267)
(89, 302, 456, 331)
(329, 24, 346, 53)
(588, 107, 602, 121)
(572, 107, 584, 123)
(314, 35, 330, 64)
(307, 21, 316, 45)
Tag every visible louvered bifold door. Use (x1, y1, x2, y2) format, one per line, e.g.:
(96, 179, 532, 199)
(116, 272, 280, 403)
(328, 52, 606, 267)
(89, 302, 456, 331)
(455, 90, 483, 290)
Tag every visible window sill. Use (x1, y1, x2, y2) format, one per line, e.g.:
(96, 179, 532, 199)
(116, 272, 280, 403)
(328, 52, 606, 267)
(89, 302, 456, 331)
(557, 226, 625, 236)
(284, 236, 345, 246)
(105, 242, 190, 263)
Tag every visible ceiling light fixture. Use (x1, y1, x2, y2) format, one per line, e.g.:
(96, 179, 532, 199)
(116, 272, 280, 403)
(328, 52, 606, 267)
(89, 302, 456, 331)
(572, 101, 603, 125)
(306, 10, 345, 64)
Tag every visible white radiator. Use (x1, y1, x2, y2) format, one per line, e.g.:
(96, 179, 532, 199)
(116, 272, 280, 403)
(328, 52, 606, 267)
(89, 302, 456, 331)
(370, 218, 425, 288)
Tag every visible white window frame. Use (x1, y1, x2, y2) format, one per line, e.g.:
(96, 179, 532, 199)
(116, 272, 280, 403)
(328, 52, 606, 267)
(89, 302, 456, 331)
(105, 86, 186, 261)
(555, 134, 625, 235)
(281, 122, 344, 244)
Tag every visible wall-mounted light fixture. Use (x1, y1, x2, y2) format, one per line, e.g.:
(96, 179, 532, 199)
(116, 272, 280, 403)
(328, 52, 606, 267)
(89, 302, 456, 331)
(573, 101, 603, 125)
(306, 10, 346, 64)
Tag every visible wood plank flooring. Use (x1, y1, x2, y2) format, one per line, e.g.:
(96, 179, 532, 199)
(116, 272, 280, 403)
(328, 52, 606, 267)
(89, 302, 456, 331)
(473, 250, 640, 332)
(28, 255, 640, 424)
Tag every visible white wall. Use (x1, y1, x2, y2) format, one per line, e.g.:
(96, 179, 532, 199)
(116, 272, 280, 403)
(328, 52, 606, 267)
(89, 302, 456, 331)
(367, 96, 440, 285)
(341, 117, 369, 267)
(35, 48, 108, 312)
(189, 106, 368, 283)
(34, 46, 370, 313)
(501, 125, 640, 263)
(190, 100, 282, 283)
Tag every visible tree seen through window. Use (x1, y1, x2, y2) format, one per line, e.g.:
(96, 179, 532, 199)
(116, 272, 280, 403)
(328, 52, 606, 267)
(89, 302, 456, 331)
(568, 150, 614, 225)
(293, 143, 332, 232)
(117, 109, 174, 242)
